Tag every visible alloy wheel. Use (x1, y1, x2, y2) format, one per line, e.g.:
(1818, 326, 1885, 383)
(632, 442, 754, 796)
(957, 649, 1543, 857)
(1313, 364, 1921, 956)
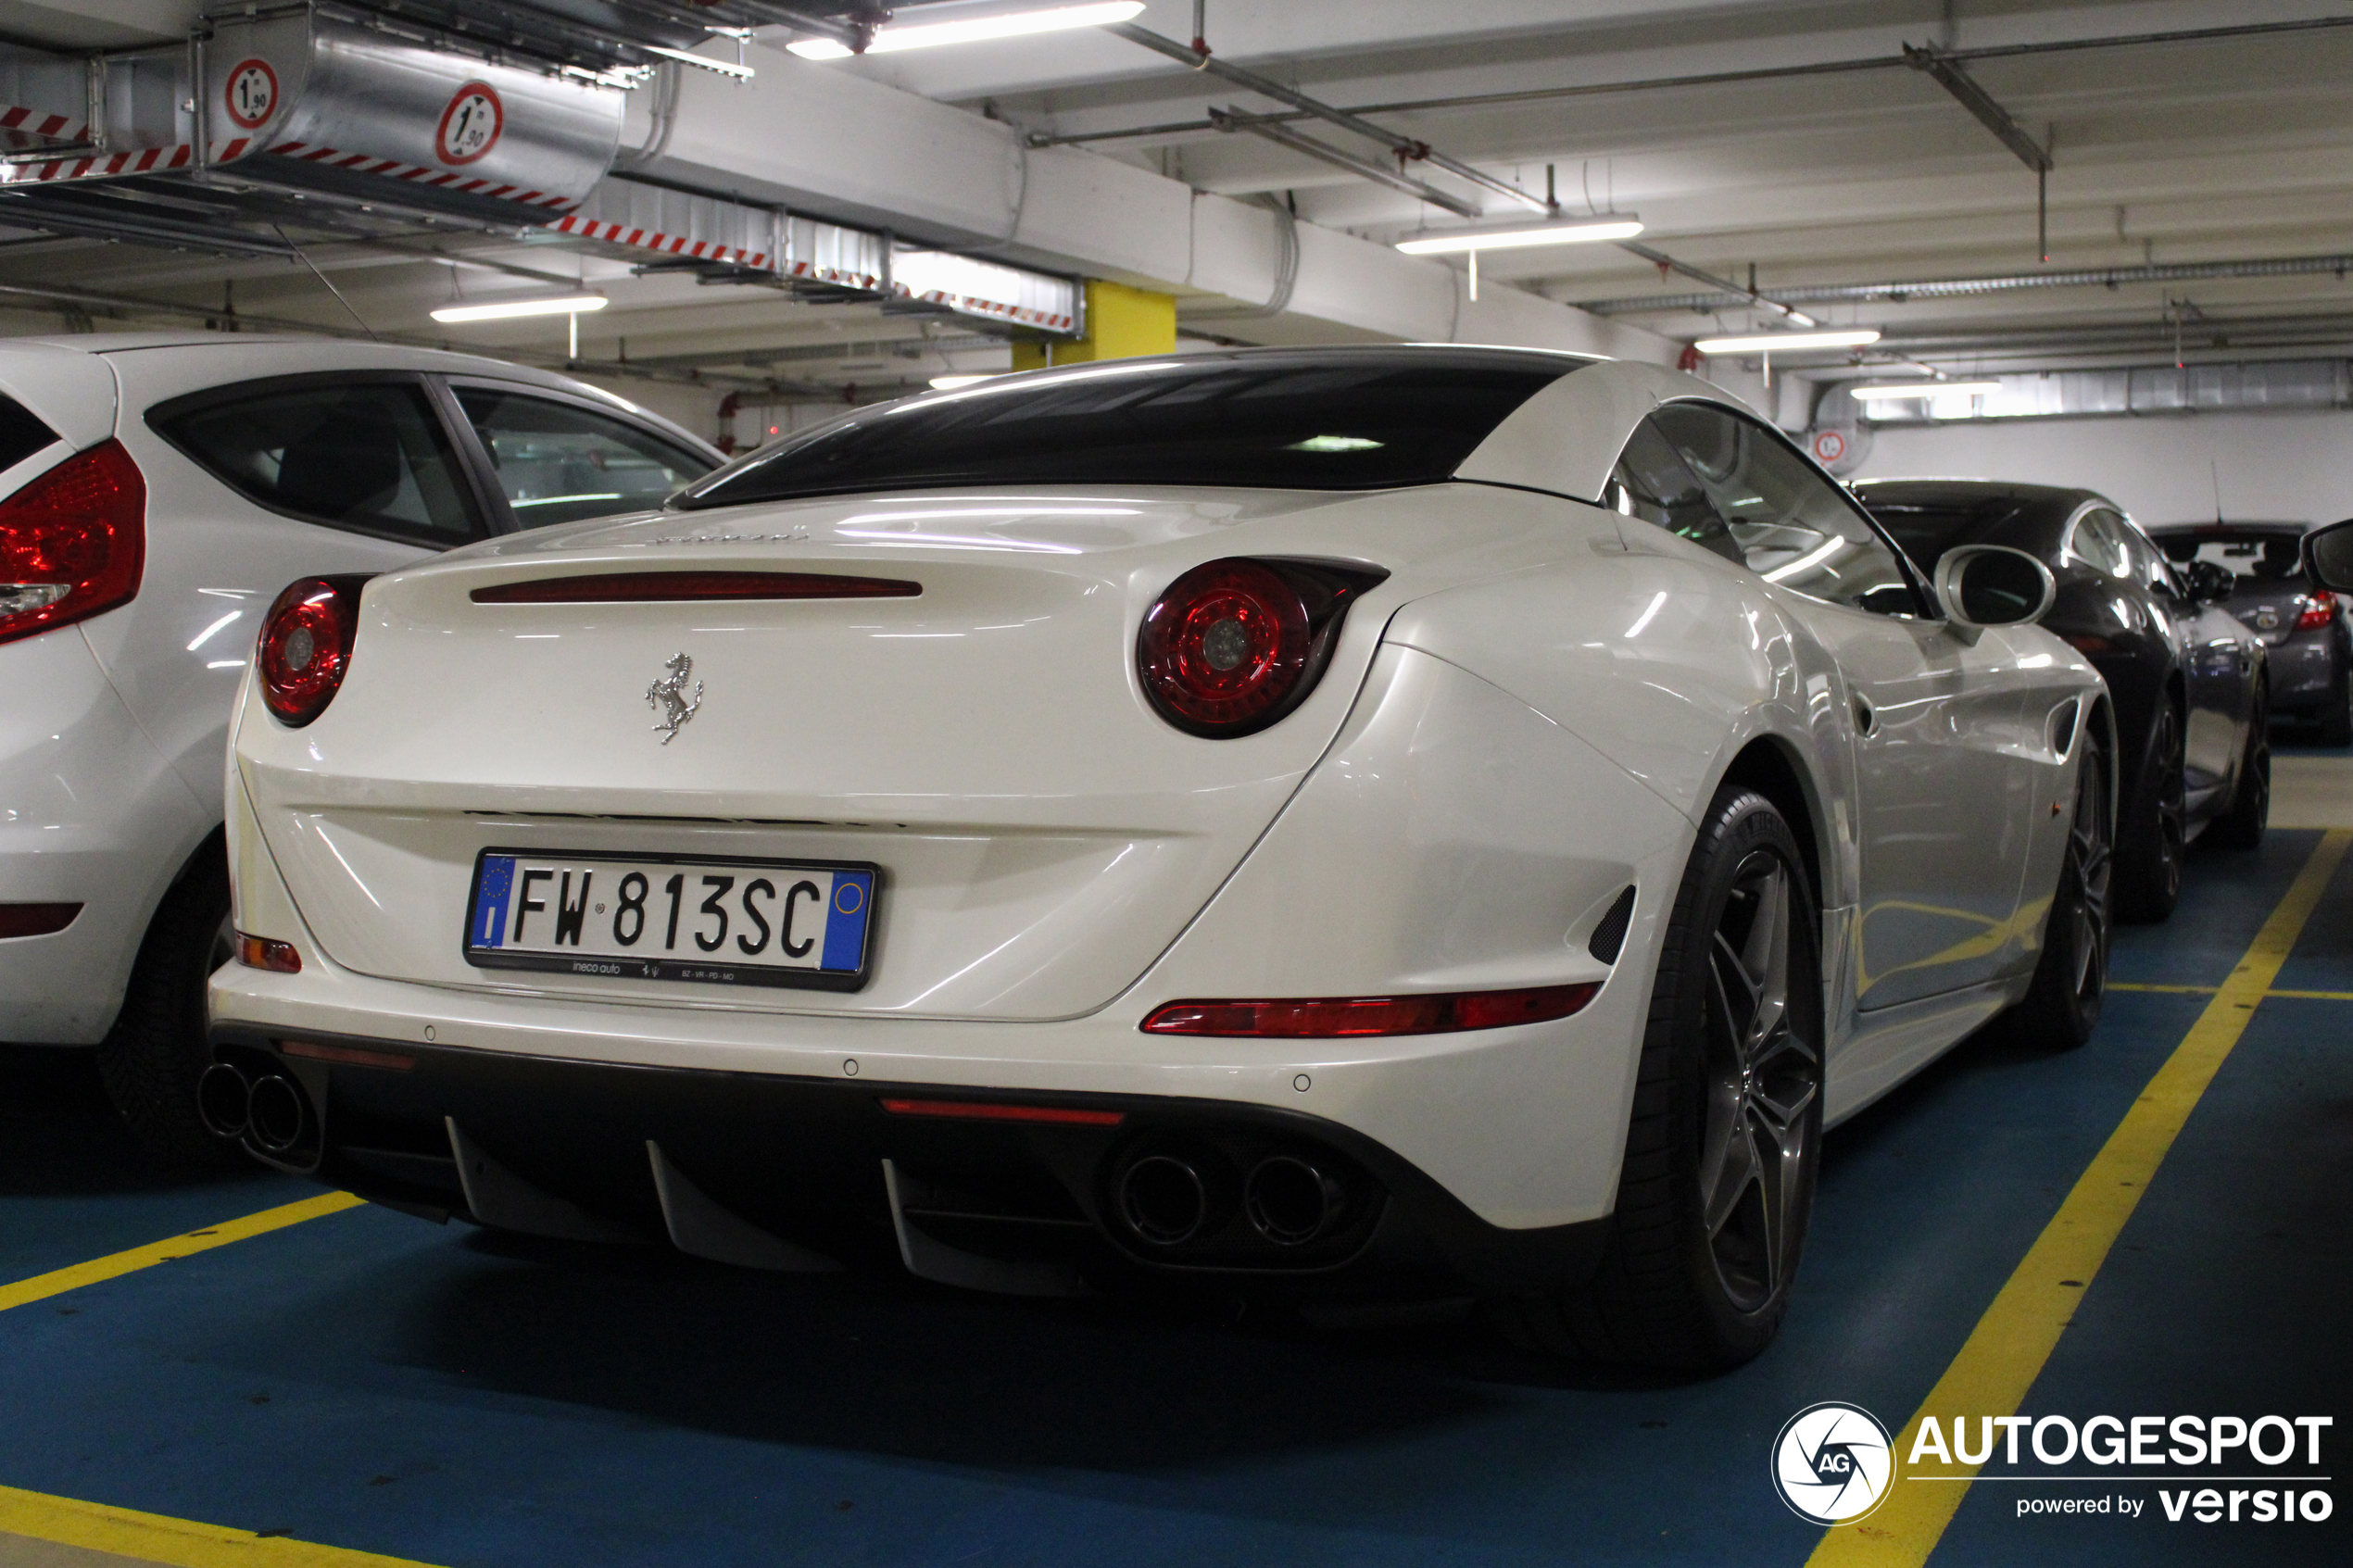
(2150, 707, 2185, 904)
(1698, 849, 1820, 1314)
(2066, 746, 2114, 1005)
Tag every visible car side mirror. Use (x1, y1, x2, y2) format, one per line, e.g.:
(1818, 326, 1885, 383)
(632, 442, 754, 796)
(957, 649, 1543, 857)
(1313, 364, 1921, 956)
(1935, 545, 2057, 645)
(2181, 558, 2236, 605)
(2306, 518, 2353, 595)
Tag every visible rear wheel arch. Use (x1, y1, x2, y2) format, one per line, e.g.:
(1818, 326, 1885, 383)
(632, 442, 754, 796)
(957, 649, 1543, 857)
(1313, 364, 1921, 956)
(1716, 736, 1829, 911)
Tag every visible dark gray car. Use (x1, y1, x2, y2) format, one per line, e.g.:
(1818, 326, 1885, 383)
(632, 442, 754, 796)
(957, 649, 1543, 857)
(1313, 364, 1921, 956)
(2147, 522, 2353, 745)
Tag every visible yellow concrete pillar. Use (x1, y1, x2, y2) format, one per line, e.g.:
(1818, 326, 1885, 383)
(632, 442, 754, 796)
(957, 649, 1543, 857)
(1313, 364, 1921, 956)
(1013, 279, 1176, 370)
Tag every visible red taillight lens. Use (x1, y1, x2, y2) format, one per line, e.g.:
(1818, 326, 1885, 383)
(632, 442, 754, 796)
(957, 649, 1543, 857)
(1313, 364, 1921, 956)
(0, 439, 145, 646)
(1140, 983, 1601, 1038)
(257, 576, 364, 726)
(235, 933, 301, 972)
(471, 571, 921, 604)
(1137, 558, 1386, 737)
(2296, 590, 2337, 631)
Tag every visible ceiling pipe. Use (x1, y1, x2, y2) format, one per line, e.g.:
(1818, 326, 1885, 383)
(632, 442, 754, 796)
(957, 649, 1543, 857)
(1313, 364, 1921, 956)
(1041, 12, 2353, 149)
(1572, 253, 2353, 315)
(1102, 22, 1547, 214)
(1209, 107, 1478, 218)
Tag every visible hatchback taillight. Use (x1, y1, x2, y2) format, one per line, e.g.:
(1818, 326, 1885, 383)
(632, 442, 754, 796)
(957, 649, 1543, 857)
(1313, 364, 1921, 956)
(257, 576, 367, 726)
(1137, 558, 1387, 737)
(2296, 590, 2338, 631)
(0, 439, 145, 646)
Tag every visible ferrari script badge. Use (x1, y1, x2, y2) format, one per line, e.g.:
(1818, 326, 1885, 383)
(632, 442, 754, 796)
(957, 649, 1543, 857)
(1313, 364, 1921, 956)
(646, 651, 703, 744)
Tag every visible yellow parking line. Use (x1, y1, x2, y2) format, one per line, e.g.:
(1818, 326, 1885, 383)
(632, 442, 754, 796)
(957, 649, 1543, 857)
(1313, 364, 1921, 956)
(0, 1484, 438, 1568)
(1807, 827, 2352, 1568)
(2108, 982, 2353, 1000)
(0, 1192, 365, 1314)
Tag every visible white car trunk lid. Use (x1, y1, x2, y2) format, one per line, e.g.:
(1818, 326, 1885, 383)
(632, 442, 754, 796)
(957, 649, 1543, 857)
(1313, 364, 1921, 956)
(237, 487, 1548, 1021)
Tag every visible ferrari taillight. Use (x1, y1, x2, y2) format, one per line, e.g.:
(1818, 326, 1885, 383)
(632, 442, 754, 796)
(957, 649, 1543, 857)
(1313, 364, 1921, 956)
(258, 576, 368, 726)
(0, 440, 145, 646)
(1136, 558, 1387, 737)
(2296, 590, 2337, 631)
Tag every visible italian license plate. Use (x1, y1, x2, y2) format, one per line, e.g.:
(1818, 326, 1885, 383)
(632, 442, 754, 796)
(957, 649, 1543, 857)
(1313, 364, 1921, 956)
(462, 850, 877, 991)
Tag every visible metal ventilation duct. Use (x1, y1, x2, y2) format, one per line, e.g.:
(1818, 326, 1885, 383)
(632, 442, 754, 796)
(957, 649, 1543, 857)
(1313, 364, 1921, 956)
(0, 3, 623, 251)
(550, 177, 1082, 334)
(1827, 359, 2353, 424)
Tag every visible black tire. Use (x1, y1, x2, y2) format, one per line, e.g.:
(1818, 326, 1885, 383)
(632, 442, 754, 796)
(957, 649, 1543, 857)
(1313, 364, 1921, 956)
(94, 842, 246, 1169)
(2208, 684, 2271, 850)
(2112, 701, 2183, 923)
(2007, 721, 2113, 1049)
(1496, 787, 1824, 1371)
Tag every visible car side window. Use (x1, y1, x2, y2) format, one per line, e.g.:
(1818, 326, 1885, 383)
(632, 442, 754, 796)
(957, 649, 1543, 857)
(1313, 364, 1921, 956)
(2066, 508, 2133, 580)
(454, 387, 712, 528)
(2115, 516, 2185, 596)
(1648, 403, 1920, 616)
(153, 380, 483, 546)
(1604, 418, 1744, 564)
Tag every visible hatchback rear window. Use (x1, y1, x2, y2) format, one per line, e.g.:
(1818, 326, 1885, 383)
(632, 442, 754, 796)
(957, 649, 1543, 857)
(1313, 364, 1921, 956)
(0, 395, 57, 473)
(675, 348, 1584, 509)
(150, 379, 482, 546)
(2155, 529, 2307, 581)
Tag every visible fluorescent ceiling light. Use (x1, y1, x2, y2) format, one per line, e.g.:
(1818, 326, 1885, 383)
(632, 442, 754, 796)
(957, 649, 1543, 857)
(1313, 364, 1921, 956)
(431, 295, 608, 323)
(928, 373, 1000, 390)
(790, 3, 1145, 59)
(1395, 220, 1643, 255)
(1849, 381, 2003, 400)
(1693, 329, 1881, 354)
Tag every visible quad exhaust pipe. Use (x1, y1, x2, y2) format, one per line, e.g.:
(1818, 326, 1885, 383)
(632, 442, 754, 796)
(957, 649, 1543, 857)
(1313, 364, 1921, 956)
(1241, 1154, 1347, 1247)
(198, 1060, 314, 1156)
(196, 1061, 252, 1140)
(1110, 1143, 1354, 1251)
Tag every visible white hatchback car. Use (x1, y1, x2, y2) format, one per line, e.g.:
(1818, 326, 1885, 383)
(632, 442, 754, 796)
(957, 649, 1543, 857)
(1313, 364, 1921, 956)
(0, 332, 718, 1160)
(209, 347, 2109, 1368)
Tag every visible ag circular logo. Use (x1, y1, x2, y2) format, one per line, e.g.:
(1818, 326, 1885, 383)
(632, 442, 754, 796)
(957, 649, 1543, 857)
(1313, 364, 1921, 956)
(435, 82, 502, 165)
(1772, 1402, 1894, 1524)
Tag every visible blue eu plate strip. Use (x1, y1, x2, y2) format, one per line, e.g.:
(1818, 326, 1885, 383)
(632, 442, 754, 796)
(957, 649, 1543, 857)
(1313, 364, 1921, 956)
(473, 856, 515, 948)
(821, 871, 874, 972)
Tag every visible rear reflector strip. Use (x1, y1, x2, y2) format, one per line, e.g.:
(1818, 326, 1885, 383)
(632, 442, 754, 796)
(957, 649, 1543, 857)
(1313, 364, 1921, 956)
(878, 1098, 1126, 1127)
(471, 571, 920, 604)
(1140, 982, 1602, 1038)
(281, 1038, 415, 1072)
(0, 902, 80, 939)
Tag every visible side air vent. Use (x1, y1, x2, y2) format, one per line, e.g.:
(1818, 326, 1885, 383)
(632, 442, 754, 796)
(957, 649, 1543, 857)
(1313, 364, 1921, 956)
(2048, 698, 2082, 759)
(1587, 885, 1637, 964)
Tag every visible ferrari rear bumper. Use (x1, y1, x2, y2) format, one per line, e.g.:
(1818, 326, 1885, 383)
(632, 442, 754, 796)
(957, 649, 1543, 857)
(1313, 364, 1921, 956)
(204, 1022, 1609, 1300)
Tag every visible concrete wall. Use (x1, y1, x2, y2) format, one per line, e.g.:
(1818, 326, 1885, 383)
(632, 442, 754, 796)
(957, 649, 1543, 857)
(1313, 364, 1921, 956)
(1848, 409, 2353, 528)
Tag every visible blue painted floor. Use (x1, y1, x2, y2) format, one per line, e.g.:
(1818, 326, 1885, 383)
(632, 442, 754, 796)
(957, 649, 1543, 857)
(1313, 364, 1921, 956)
(4, 831, 2347, 1566)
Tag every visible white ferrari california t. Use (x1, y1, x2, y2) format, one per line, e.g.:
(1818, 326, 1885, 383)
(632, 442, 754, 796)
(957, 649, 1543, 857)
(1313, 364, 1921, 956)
(207, 347, 2112, 1369)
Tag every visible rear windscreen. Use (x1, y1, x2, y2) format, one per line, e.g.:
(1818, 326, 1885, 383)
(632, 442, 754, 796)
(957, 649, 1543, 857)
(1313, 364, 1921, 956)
(2157, 531, 2306, 580)
(0, 395, 58, 473)
(674, 348, 1584, 510)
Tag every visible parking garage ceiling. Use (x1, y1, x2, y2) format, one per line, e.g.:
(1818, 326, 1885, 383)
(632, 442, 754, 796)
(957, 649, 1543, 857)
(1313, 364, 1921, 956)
(0, 0, 2349, 403)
